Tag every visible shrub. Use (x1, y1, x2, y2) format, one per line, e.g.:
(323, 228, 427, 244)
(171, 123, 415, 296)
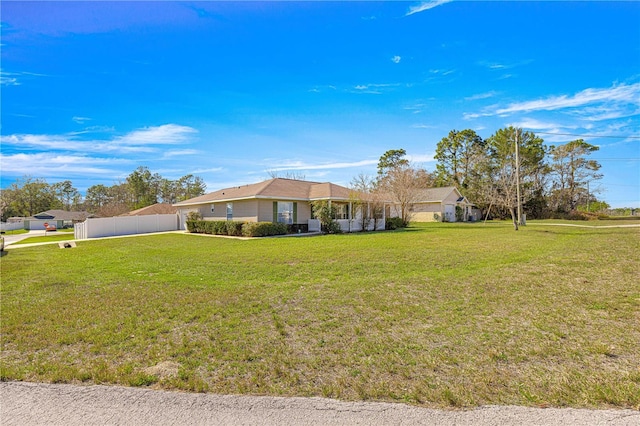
(323, 220, 342, 234)
(186, 220, 245, 236)
(225, 221, 244, 236)
(186, 211, 202, 221)
(242, 222, 288, 237)
(385, 217, 405, 230)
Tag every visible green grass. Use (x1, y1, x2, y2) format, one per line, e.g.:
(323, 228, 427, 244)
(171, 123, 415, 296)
(1, 229, 28, 235)
(11, 234, 76, 245)
(1, 222, 639, 409)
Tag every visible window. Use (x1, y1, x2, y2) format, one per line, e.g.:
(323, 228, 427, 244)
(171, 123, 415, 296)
(277, 202, 293, 224)
(333, 204, 348, 220)
(226, 202, 233, 221)
(211, 204, 215, 213)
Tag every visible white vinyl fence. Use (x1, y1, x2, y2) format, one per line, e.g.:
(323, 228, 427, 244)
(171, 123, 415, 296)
(1, 222, 24, 232)
(74, 214, 179, 240)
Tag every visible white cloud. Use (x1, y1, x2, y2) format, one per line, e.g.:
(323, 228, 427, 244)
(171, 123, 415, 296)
(406, 0, 453, 16)
(464, 82, 640, 122)
(116, 124, 197, 145)
(0, 152, 126, 176)
(268, 159, 379, 172)
(391, 55, 402, 64)
(162, 149, 199, 158)
(408, 153, 436, 163)
(351, 83, 399, 95)
(1, 124, 199, 154)
(464, 91, 498, 101)
(495, 82, 640, 116)
(72, 116, 92, 124)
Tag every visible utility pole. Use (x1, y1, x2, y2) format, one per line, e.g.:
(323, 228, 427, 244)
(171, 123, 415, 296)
(515, 129, 523, 226)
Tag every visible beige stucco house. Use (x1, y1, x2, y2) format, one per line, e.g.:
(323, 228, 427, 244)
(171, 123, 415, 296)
(173, 178, 386, 232)
(411, 187, 478, 222)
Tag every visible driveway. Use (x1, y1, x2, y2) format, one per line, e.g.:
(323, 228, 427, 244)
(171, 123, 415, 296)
(2, 230, 47, 246)
(1, 382, 638, 426)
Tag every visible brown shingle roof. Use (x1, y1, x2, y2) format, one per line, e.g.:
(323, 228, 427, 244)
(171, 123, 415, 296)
(414, 187, 459, 202)
(174, 178, 355, 206)
(122, 203, 177, 216)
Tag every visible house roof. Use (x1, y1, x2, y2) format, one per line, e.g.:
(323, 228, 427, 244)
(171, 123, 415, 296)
(174, 178, 356, 207)
(122, 203, 177, 216)
(30, 210, 95, 221)
(413, 187, 459, 202)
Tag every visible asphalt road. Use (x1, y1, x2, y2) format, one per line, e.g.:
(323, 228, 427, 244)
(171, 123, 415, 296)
(1, 382, 638, 426)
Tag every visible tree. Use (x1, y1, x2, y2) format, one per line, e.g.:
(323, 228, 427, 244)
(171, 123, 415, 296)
(548, 139, 602, 213)
(377, 149, 409, 181)
(52, 180, 80, 211)
(481, 127, 546, 230)
(267, 170, 307, 181)
(434, 129, 485, 192)
(175, 174, 206, 202)
(350, 173, 384, 231)
(0, 176, 58, 219)
(126, 166, 160, 209)
(310, 200, 341, 234)
(378, 165, 425, 227)
(85, 184, 110, 213)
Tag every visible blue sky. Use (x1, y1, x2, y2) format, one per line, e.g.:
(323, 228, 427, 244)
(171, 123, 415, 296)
(1, 1, 639, 207)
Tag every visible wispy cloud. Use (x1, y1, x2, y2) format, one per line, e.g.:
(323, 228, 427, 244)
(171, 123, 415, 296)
(0, 69, 47, 86)
(391, 55, 402, 64)
(464, 82, 640, 121)
(464, 91, 498, 101)
(408, 153, 436, 163)
(267, 159, 379, 172)
(116, 124, 197, 145)
(495, 82, 640, 116)
(162, 149, 199, 158)
(406, 0, 453, 16)
(1, 124, 198, 154)
(72, 116, 91, 124)
(479, 59, 533, 70)
(0, 152, 127, 177)
(351, 83, 399, 95)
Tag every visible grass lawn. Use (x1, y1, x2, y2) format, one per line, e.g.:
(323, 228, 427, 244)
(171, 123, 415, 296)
(1, 222, 638, 409)
(1, 229, 28, 235)
(11, 234, 76, 245)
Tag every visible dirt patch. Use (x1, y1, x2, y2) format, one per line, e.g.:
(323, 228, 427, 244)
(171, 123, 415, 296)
(143, 361, 181, 379)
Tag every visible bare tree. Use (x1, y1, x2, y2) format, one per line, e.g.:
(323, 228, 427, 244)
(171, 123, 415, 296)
(378, 165, 424, 227)
(350, 173, 385, 231)
(267, 170, 307, 180)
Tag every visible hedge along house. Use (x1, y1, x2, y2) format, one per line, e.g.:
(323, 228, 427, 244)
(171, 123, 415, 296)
(411, 187, 478, 222)
(173, 178, 387, 233)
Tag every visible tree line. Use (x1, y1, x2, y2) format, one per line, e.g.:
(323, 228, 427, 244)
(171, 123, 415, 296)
(0, 166, 206, 221)
(353, 126, 606, 229)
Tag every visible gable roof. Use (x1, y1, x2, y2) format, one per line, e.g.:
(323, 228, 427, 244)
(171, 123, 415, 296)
(30, 210, 95, 221)
(174, 178, 355, 207)
(414, 187, 462, 203)
(121, 203, 177, 216)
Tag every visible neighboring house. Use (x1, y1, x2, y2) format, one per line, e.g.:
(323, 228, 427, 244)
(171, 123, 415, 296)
(121, 203, 177, 216)
(25, 210, 96, 230)
(173, 178, 386, 232)
(411, 187, 478, 222)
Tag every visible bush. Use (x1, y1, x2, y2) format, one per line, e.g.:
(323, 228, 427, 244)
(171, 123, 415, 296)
(323, 220, 342, 234)
(225, 221, 244, 236)
(186, 220, 245, 236)
(385, 217, 405, 230)
(242, 222, 288, 237)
